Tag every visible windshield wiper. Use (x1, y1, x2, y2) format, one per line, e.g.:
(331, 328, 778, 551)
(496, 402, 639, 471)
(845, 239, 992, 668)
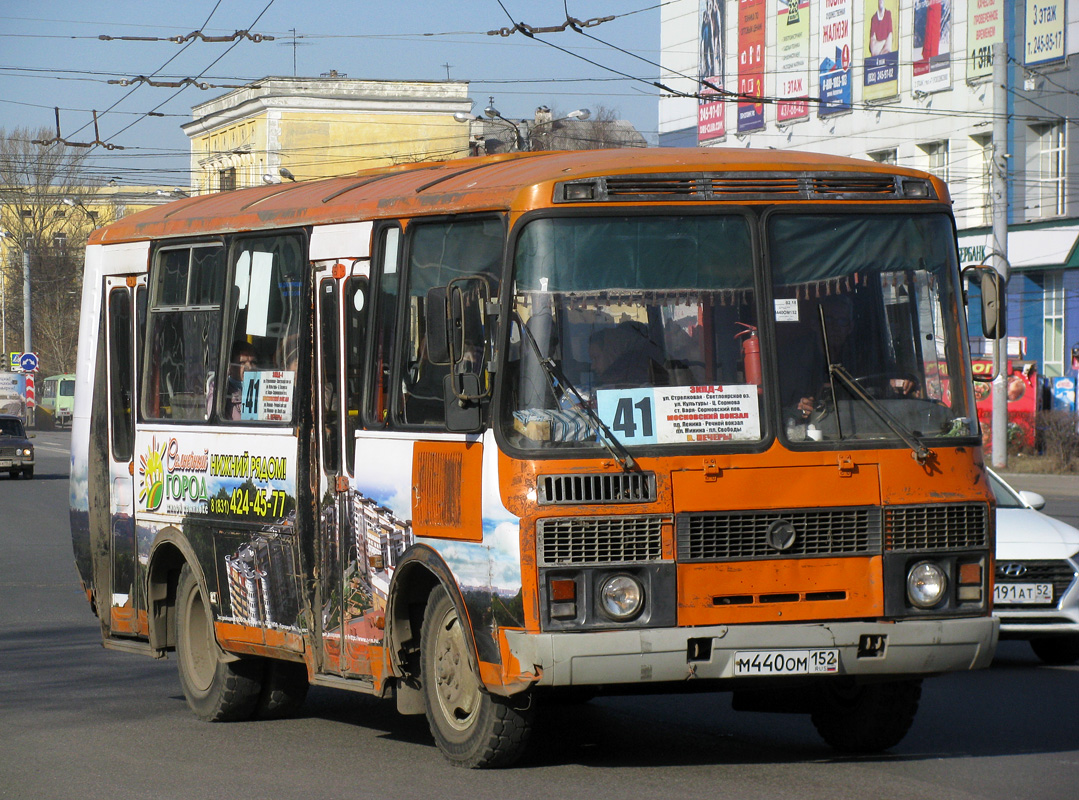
(818, 306, 932, 465)
(517, 319, 637, 472)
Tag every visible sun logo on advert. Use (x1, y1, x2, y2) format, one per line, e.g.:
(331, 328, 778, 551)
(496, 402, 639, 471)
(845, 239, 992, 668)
(138, 437, 168, 512)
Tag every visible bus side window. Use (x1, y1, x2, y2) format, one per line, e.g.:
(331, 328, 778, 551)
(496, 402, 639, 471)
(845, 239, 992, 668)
(396, 217, 502, 427)
(220, 235, 305, 424)
(345, 275, 369, 474)
(142, 245, 226, 422)
(366, 226, 400, 428)
(319, 278, 340, 472)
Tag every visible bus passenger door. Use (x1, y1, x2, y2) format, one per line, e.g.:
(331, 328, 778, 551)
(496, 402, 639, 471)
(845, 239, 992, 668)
(104, 276, 145, 637)
(315, 261, 375, 677)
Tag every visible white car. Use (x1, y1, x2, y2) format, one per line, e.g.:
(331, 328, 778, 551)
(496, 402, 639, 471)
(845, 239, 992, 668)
(990, 468, 1079, 665)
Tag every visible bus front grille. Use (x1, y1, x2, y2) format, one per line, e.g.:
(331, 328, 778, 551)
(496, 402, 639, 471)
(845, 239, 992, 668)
(884, 503, 989, 550)
(538, 472, 656, 505)
(676, 507, 881, 562)
(538, 516, 665, 565)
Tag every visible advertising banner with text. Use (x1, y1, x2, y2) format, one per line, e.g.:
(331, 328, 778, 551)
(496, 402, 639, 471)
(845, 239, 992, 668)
(912, 0, 952, 93)
(777, 0, 811, 123)
(967, 0, 1002, 80)
(818, 0, 852, 115)
(698, 0, 726, 143)
(863, 0, 899, 101)
(738, 0, 766, 132)
(1024, 0, 1065, 66)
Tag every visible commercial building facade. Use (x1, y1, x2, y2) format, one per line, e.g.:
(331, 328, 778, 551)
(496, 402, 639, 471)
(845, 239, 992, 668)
(660, 0, 1079, 380)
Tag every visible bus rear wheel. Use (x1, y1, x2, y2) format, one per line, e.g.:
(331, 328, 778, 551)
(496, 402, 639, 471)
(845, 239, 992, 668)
(420, 586, 533, 768)
(810, 678, 921, 753)
(176, 563, 263, 721)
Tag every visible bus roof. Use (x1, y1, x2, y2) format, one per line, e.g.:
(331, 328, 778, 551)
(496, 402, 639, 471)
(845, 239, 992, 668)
(89, 148, 947, 245)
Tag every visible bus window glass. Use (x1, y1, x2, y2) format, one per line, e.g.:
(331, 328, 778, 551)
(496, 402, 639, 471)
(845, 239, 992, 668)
(142, 244, 225, 421)
(345, 275, 369, 473)
(503, 214, 760, 451)
(319, 278, 340, 472)
(108, 288, 134, 460)
(769, 212, 976, 444)
(368, 227, 400, 427)
(221, 235, 305, 423)
(397, 218, 502, 427)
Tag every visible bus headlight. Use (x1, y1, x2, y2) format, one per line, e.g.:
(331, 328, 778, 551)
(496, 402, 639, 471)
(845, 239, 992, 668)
(598, 574, 644, 621)
(907, 561, 947, 608)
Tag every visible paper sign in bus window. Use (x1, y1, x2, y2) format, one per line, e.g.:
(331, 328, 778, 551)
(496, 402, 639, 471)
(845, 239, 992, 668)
(596, 385, 760, 445)
(240, 370, 296, 422)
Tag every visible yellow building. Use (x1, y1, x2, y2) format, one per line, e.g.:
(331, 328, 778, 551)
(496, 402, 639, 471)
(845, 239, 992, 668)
(183, 76, 473, 193)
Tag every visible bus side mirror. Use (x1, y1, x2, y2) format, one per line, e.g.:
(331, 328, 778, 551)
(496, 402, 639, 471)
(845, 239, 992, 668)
(963, 266, 1007, 340)
(979, 268, 1007, 340)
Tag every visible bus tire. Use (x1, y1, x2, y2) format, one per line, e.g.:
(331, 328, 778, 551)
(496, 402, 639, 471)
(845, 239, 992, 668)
(1030, 636, 1079, 665)
(255, 659, 309, 719)
(176, 563, 263, 722)
(420, 586, 533, 768)
(810, 678, 921, 754)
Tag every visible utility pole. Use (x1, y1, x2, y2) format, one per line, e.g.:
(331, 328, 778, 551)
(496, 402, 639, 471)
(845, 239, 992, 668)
(22, 247, 30, 357)
(990, 40, 1009, 469)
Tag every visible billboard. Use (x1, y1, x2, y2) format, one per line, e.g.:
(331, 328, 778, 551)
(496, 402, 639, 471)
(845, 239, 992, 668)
(818, 0, 852, 115)
(912, 0, 952, 94)
(698, 0, 726, 143)
(737, 0, 766, 132)
(777, 0, 811, 123)
(967, 0, 1003, 80)
(863, 0, 899, 101)
(1024, 0, 1065, 66)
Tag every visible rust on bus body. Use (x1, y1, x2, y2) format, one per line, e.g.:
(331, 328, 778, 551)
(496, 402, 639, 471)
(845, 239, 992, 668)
(89, 149, 950, 248)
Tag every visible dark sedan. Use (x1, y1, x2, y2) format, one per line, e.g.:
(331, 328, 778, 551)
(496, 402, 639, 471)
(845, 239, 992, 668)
(0, 415, 34, 479)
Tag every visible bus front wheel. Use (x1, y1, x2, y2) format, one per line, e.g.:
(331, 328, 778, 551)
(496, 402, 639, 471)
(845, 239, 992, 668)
(176, 563, 263, 721)
(810, 678, 921, 753)
(420, 586, 533, 768)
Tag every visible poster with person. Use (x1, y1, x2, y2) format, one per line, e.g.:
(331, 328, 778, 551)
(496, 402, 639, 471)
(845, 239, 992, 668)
(863, 0, 899, 100)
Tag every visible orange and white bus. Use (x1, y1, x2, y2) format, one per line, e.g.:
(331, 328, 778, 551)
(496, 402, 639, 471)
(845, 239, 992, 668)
(71, 148, 1003, 767)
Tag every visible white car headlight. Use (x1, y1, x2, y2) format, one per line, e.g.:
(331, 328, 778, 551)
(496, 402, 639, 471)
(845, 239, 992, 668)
(907, 561, 947, 608)
(598, 574, 644, 621)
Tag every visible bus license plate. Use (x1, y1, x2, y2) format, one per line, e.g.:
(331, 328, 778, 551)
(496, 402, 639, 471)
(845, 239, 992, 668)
(994, 583, 1053, 604)
(734, 649, 839, 676)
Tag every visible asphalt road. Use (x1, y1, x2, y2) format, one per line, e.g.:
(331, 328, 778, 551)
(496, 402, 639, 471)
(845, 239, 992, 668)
(2, 432, 1078, 799)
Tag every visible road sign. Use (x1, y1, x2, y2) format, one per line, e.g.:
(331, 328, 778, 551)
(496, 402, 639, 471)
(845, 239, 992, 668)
(9, 353, 18, 371)
(25, 375, 35, 408)
(19, 352, 38, 372)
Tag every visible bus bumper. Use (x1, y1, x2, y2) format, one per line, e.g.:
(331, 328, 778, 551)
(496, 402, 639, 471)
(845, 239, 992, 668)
(505, 617, 999, 687)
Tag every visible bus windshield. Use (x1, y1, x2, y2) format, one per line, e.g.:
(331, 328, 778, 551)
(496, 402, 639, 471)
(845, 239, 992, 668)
(770, 212, 976, 445)
(501, 211, 976, 452)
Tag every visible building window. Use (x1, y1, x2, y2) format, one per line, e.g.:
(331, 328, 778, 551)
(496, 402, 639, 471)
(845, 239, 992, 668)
(868, 148, 897, 165)
(1030, 123, 1065, 217)
(218, 167, 236, 192)
(918, 141, 949, 183)
(53, 232, 67, 255)
(1043, 271, 1065, 377)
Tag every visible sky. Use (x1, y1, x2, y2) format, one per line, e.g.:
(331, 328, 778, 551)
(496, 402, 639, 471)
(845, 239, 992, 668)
(0, 0, 664, 188)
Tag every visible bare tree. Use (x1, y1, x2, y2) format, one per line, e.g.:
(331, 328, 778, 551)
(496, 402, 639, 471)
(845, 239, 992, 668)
(0, 127, 111, 374)
(534, 105, 647, 151)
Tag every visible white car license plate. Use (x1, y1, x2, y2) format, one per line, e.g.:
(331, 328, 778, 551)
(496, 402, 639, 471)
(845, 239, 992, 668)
(0, 459, 10, 467)
(734, 649, 839, 676)
(994, 583, 1053, 604)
